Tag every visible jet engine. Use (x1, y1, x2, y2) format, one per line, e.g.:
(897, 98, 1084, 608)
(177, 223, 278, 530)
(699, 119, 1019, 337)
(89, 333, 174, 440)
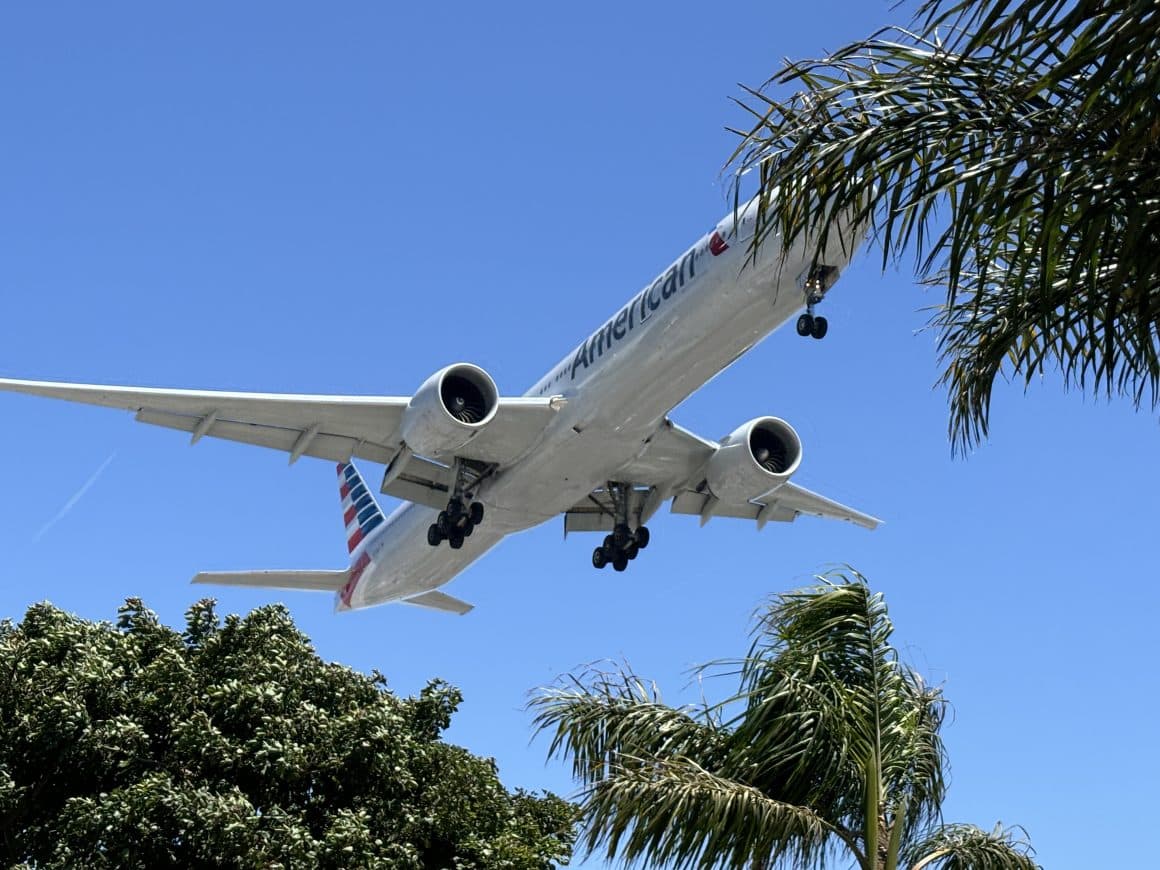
(399, 363, 499, 458)
(705, 416, 802, 503)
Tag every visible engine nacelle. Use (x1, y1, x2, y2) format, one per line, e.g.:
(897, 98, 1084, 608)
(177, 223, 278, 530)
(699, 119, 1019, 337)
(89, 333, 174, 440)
(399, 363, 499, 458)
(705, 417, 802, 503)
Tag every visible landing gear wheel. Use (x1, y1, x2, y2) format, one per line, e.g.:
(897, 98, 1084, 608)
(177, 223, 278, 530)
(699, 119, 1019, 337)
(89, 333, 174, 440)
(449, 533, 464, 550)
(469, 502, 485, 525)
(437, 511, 450, 535)
(461, 520, 474, 537)
(634, 526, 650, 549)
(624, 542, 639, 561)
(810, 315, 828, 339)
(796, 313, 814, 336)
(426, 524, 443, 547)
(613, 554, 629, 572)
(603, 534, 615, 551)
(592, 547, 608, 569)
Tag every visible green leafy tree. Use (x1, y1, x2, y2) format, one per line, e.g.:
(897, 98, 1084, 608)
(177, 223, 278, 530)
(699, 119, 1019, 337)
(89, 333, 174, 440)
(729, 0, 1159, 451)
(0, 598, 576, 869)
(534, 572, 1036, 869)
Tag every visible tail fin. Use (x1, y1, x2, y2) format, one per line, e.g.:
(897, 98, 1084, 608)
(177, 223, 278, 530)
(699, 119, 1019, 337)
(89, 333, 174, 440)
(337, 462, 385, 556)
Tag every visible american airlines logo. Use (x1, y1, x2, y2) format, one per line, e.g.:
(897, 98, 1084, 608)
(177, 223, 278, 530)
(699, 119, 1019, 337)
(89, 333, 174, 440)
(570, 244, 700, 379)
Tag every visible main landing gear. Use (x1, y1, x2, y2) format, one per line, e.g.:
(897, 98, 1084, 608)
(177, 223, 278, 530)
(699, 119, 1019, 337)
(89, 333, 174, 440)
(427, 459, 487, 550)
(427, 497, 484, 550)
(591, 523, 650, 572)
(590, 481, 651, 572)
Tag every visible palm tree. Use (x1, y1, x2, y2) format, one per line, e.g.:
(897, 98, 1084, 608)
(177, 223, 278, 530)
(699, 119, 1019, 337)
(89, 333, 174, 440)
(727, 0, 1159, 452)
(533, 572, 1037, 869)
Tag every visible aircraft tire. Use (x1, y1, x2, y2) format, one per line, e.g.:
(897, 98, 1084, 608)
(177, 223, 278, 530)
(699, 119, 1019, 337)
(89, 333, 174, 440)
(437, 511, 450, 534)
(625, 542, 639, 561)
(811, 316, 829, 339)
(449, 533, 464, 550)
(796, 314, 814, 336)
(462, 520, 474, 537)
(592, 547, 608, 569)
(612, 554, 629, 572)
(634, 526, 650, 549)
(470, 502, 485, 525)
(427, 524, 442, 547)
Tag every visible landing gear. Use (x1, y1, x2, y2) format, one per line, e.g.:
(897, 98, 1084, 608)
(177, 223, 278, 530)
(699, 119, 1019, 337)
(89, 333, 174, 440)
(427, 460, 489, 548)
(796, 312, 828, 340)
(797, 264, 838, 341)
(428, 498, 485, 548)
(591, 521, 652, 572)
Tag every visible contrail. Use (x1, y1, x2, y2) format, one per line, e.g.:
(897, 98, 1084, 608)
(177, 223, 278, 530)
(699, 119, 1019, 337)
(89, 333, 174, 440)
(33, 452, 117, 543)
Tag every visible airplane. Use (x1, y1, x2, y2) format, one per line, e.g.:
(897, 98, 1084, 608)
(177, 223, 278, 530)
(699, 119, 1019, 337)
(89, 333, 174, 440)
(0, 194, 879, 615)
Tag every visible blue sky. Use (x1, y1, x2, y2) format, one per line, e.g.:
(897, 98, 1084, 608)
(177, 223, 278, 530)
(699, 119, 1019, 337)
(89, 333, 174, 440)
(1, 3, 1155, 867)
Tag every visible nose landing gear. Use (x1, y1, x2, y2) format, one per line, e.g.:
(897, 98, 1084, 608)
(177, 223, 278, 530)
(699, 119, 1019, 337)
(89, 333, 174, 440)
(796, 312, 828, 340)
(796, 264, 838, 340)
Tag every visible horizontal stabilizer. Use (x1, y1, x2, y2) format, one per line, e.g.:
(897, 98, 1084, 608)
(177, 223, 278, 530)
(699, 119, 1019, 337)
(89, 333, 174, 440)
(402, 590, 474, 616)
(192, 569, 348, 592)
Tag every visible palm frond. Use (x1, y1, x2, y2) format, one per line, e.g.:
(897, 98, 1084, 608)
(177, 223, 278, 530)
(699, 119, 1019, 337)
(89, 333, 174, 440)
(531, 665, 729, 787)
(904, 822, 1040, 869)
(580, 754, 858, 870)
(720, 572, 946, 843)
(730, 0, 1160, 451)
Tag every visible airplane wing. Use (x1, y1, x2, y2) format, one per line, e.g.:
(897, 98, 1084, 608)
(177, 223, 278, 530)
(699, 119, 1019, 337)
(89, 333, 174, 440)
(564, 418, 881, 532)
(0, 377, 561, 467)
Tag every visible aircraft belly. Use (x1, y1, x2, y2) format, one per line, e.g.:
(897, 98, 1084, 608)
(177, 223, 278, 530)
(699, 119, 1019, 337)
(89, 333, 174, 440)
(351, 504, 507, 609)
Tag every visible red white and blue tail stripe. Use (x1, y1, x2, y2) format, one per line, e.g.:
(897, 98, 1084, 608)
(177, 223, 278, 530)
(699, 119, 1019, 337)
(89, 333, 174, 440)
(338, 462, 385, 555)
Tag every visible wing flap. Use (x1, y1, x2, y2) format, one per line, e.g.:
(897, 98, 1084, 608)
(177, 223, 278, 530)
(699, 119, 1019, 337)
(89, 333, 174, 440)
(191, 569, 349, 591)
(136, 409, 397, 464)
(403, 590, 474, 615)
(379, 454, 453, 509)
(671, 490, 762, 521)
(563, 486, 661, 535)
(670, 485, 880, 530)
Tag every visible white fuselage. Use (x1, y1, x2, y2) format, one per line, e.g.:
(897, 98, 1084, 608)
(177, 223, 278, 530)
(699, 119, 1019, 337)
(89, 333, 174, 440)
(345, 200, 857, 609)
